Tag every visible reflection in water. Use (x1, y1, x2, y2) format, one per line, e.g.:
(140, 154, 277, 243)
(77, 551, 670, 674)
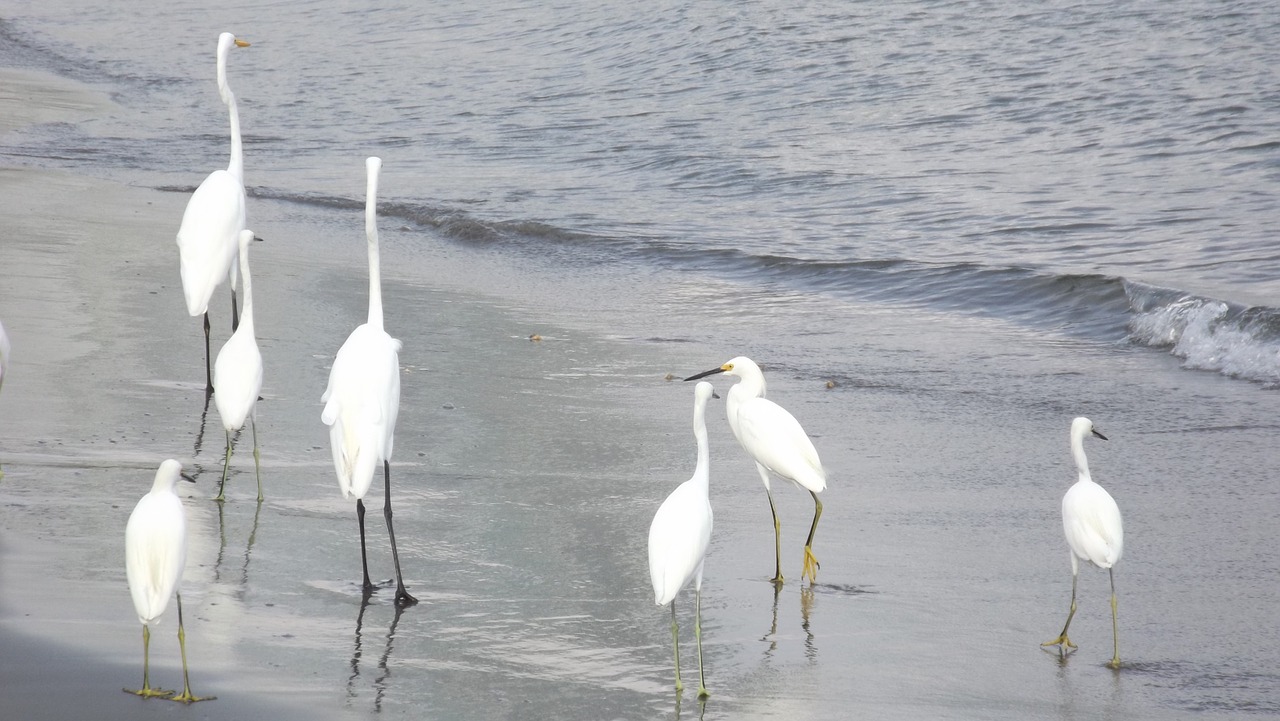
(190, 391, 213, 481)
(800, 586, 816, 661)
(213, 498, 262, 601)
(673, 691, 707, 721)
(761, 582, 781, 658)
(347, 597, 407, 713)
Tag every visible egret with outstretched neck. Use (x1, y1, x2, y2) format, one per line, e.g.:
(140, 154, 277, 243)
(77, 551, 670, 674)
(213, 229, 263, 502)
(1042, 416, 1123, 669)
(685, 357, 826, 585)
(322, 157, 416, 607)
(177, 32, 251, 394)
(124, 460, 214, 703)
(649, 381, 717, 697)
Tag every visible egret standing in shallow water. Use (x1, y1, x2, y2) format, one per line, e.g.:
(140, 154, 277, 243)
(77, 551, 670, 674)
(1042, 416, 1123, 669)
(649, 381, 717, 697)
(321, 157, 416, 607)
(213, 229, 263, 502)
(124, 460, 214, 703)
(685, 357, 827, 585)
(176, 32, 251, 395)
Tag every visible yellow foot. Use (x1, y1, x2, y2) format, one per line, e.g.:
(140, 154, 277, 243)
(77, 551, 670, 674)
(169, 689, 216, 703)
(1041, 635, 1077, 650)
(1106, 657, 1121, 670)
(801, 545, 821, 584)
(123, 687, 176, 699)
(697, 685, 710, 699)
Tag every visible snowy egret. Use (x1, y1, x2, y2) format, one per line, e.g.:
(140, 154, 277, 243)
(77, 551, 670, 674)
(124, 460, 214, 703)
(176, 32, 251, 394)
(321, 157, 416, 607)
(1042, 417, 1123, 669)
(685, 357, 827, 585)
(648, 381, 717, 697)
(213, 229, 263, 502)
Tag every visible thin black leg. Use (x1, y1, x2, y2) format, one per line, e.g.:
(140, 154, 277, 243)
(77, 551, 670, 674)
(357, 499, 373, 594)
(384, 461, 417, 607)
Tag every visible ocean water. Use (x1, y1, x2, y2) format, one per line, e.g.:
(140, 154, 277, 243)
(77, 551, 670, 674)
(2, 1, 1279, 719)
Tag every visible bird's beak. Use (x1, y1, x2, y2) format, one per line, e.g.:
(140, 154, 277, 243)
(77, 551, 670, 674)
(712, 390, 721, 399)
(180, 472, 197, 483)
(683, 365, 727, 382)
(253, 234, 265, 242)
(1092, 429, 1108, 441)
(235, 39, 251, 48)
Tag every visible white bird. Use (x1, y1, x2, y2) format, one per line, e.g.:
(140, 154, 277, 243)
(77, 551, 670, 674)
(321, 157, 416, 607)
(213, 229, 263, 502)
(648, 381, 716, 698)
(176, 32, 251, 395)
(124, 459, 213, 703)
(1042, 416, 1123, 669)
(685, 356, 827, 584)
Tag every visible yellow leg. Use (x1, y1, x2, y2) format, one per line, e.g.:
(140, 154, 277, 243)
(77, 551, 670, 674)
(670, 600, 684, 693)
(801, 491, 823, 584)
(1042, 564, 1079, 650)
(123, 624, 175, 698)
(694, 589, 709, 699)
(251, 419, 263, 502)
(169, 595, 215, 703)
(1106, 569, 1121, 669)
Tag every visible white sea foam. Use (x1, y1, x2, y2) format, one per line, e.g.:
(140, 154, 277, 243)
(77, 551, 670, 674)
(1129, 296, 1280, 387)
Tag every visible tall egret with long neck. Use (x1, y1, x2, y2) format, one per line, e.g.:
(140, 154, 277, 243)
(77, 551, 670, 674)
(124, 460, 214, 703)
(177, 32, 251, 394)
(685, 356, 826, 585)
(321, 157, 416, 607)
(213, 229, 263, 502)
(1043, 416, 1123, 668)
(648, 381, 717, 697)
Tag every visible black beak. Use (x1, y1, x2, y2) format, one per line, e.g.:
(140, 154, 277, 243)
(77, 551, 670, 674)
(1092, 429, 1108, 441)
(683, 366, 726, 382)
(180, 472, 197, 483)
(253, 234, 266, 242)
(712, 390, 721, 399)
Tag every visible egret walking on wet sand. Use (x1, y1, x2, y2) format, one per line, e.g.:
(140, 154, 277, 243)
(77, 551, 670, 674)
(1042, 416, 1123, 669)
(685, 356, 827, 584)
(213, 230, 263, 502)
(321, 157, 416, 607)
(649, 381, 717, 697)
(124, 460, 214, 703)
(177, 32, 251, 394)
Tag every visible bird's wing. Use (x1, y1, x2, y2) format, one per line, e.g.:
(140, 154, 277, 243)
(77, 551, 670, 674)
(124, 494, 186, 624)
(212, 330, 263, 429)
(647, 482, 713, 605)
(1063, 482, 1123, 568)
(321, 325, 399, 498)
(176, 169, 245, 316)
(736, 398, 826, 492)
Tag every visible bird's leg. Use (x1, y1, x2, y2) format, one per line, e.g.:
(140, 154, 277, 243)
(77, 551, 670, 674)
(766, 488, 784, 585)
(802, 491, 823, 585)
(203, 313, 214, 395)
(251, 418, 263, 502)
(694, 589, 709, 699)
(670, 600, 684, 693)
(169, 594, 215, 703)
(215, 429, 232, 502)
(1042, 559, 1079, 651)
(384, 461, 418, 607)
(230, 288, 239, 333)
(123, 624, 175, 698)
(356, 499, 373, 595)
(1107, 568, 1121, 669)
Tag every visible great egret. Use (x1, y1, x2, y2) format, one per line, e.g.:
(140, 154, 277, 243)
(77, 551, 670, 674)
(1042, 416, 1123, 669)
(321, 157, 416, 607)
(648, 381, 717, 697)
(124, 459, 214, 703)
(176, 32, 251, 394)
(213, 230, 263, 502)
(685, 357, 827, 585)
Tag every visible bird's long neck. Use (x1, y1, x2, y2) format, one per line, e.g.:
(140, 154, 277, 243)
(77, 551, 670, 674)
(217, 48, 243, 182)
(238, 240, 255, 336)
(1071, 433, 1091, 482)
(365, 202, 384, 330)
(691, 399, 711, 495)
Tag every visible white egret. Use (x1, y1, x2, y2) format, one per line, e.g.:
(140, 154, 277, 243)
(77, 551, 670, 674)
(685, 357, 827, 585)
(321, 157, 416, 607)
(213, 229, 263, 502)
(124, 459, 214, 703)
(1042, 416, 1123, 669)
(648, 381, 717, 697)
(176, 32, 251, 394)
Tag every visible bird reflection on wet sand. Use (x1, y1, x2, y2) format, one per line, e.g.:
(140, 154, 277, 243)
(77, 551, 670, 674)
(347, 597, 407, 712)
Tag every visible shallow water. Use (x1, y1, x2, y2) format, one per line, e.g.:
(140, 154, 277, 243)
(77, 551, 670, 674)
(2, 1, 1279, 719)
